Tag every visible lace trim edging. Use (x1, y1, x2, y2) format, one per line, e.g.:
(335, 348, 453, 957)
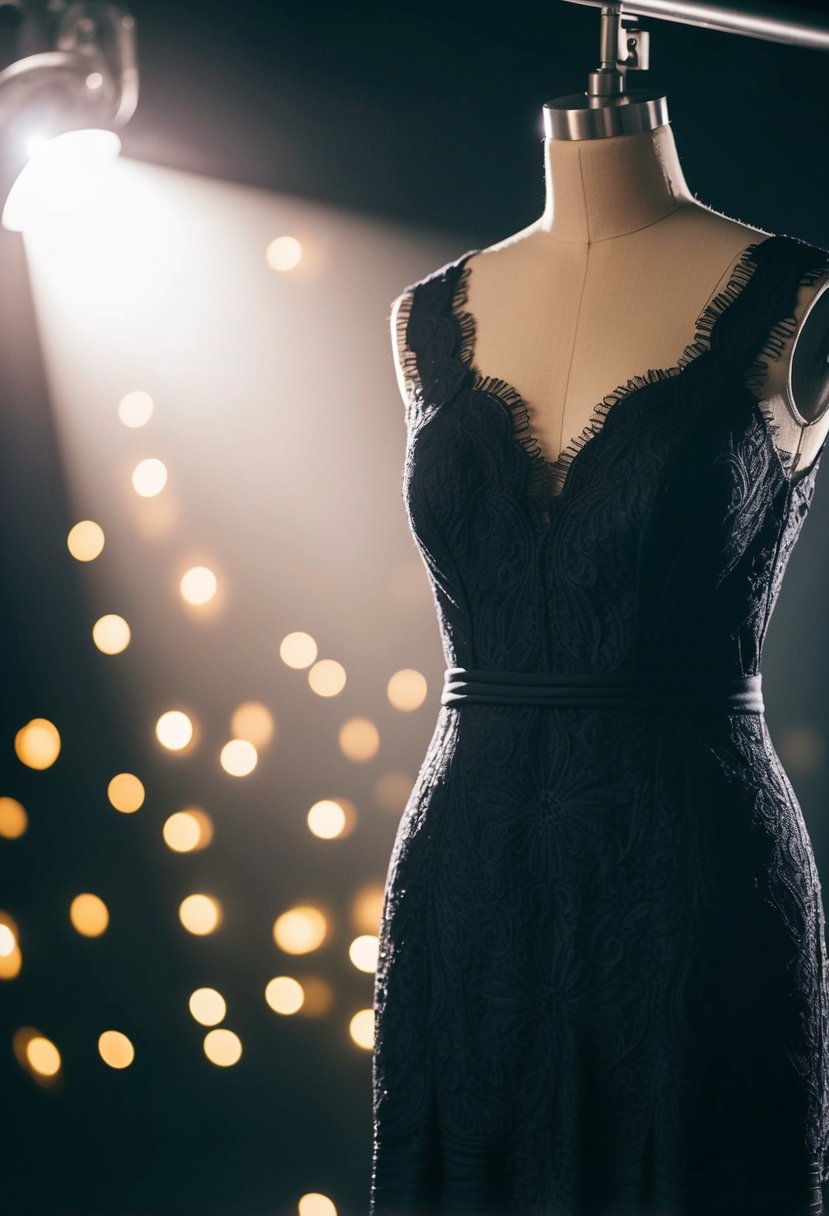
(447, 241, 779, 507)
(394, 240, 829, 507)
(393, 290, 421, 426)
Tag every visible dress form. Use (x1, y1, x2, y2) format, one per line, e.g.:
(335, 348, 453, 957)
(392, 121, 829, 486)
(374, 27, 829, 1207)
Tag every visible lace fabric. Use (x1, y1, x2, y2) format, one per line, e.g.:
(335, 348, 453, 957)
(372, 232, 829, 1216)
(395, 234, 829, 525)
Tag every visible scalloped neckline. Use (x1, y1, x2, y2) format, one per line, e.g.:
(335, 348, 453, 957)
(448, 234, 777, 524)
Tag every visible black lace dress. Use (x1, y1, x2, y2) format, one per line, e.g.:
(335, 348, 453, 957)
(370, 233, 829, 1216)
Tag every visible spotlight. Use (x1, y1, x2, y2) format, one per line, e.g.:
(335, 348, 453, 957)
(0, 0, 138, 231)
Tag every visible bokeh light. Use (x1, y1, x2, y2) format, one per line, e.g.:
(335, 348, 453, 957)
(180, 566, 218, 606)
(230, 702, 274, 748)
(265, 975, 305, 1015)
(350, 883, 385, 935)
(107, 772, 145, 814)
(348, 935, 379, 973)
(179, 894, 221, 935)
(279, 631, 318, 669)
(155, 710, 194, 751)
(338, 717, 380, 762)
(298, 1194, 337, 1216)
(14, 719, 61, 770)
(132, 457, 168, 497)
(0, 914, 22, 979)
(0, 948, 22, 979)
(67, 519, 105, 561)
(295, 976, 333, 1016)
(98, 1030, 135, 1069)
(266, 235, 302, 271)
(92, 613, 131, 655)
(118, 390, 154, 427)
(70, 893, 110, 937)
(308, 659, 346, 697)
(307, 799, 346, 840)
(0, 797, 28, 838)
(219, 739, 257, 776)
(273, 906, 327, 954)
(386, 668, 428, 711)
(189, 987, 227, 1026)
(162, 808, 214, 852)
(349, 1008, 375, 1050)
(26, 1034, 62, 1077)
(203, 1028, 242, 1067)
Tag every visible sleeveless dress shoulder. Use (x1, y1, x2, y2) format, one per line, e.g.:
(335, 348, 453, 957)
(371, 232, 829, 1216)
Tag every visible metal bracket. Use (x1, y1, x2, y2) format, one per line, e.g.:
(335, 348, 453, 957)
(587, 4, 650, 97)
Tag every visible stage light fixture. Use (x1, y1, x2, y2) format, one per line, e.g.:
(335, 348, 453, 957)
(0, 0, 138, 231)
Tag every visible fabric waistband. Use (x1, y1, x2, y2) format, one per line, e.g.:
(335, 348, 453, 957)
(441, 667, 764, 714)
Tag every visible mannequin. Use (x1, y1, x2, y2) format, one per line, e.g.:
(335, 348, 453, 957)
(373, 23, 829, 1212)
(373, 25, 829, 1211)
(392, 116, 829, 495)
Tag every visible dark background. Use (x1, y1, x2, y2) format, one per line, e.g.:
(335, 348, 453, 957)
(2, 2, 829, 1214)
(121, 0, 829, 247)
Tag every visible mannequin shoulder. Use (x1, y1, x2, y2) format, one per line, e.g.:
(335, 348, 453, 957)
(747, 249, 829, 482)
(759, 261, 829, 425)
(789, 270, 829, 423)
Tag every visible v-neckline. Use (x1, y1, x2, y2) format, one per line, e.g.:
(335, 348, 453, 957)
(447, 234, 777, 523)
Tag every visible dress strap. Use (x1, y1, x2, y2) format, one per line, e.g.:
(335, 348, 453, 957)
(710, 234, 829, 398)
(394, 253, 477, 428)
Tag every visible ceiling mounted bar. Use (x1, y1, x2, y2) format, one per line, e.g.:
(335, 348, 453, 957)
(561, 0, 829, 52)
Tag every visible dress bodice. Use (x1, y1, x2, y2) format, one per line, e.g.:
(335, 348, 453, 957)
(394, 234, 829, 679)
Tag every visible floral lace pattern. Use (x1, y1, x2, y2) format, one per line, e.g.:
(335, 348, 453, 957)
(371, 234, 829, 1215)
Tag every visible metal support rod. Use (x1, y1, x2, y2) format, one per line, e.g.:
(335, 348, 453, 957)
(598, 2, 622, 68)
(561, 0, 829, 51)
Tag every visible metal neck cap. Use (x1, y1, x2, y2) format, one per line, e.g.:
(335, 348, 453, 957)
(543, 90, 669, 140)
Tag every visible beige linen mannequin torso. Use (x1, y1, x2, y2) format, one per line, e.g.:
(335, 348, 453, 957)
(393, 124, 829, 483)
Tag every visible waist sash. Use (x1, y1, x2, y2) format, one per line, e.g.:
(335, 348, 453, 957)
(441, 667, 764, 714)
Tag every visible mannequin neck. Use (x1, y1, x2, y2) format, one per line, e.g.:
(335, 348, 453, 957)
(540, 123, 696, 244)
